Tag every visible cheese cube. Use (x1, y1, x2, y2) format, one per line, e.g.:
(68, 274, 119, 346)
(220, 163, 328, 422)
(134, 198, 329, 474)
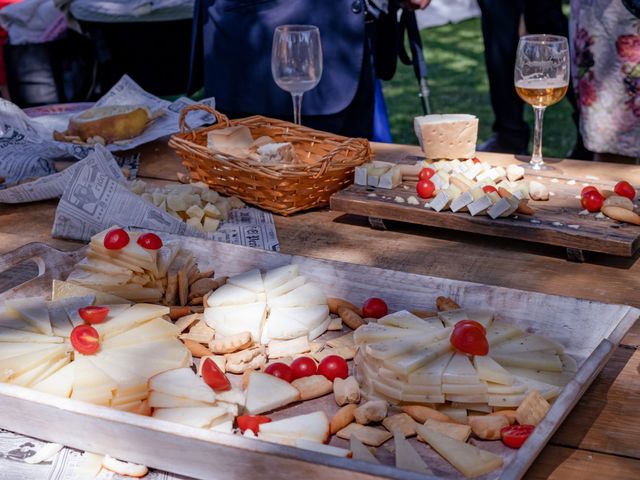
(367, 176, 380, 187)
(203, 217, 220, 233)
(152, 192, 166, 206)
(488, 198, 512, 219)
(186, 205, 204, 221)
(378, 167, 402, 189)
(430, 191, 451, 212)
(431, 171, 449, 190)
(450, 191, 474, 212)
(203, 203, 222, 219)
(203, 189, 219, 204)
(354, 166, 368, 186)
(463, 163, 483, 180)
(167, 194, 190, 212)
(186, 217, 204, 232)
(468, 195, 493, 216)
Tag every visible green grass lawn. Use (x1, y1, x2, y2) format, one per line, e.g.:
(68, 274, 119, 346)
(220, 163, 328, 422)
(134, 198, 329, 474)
(383, 18, 576, 159)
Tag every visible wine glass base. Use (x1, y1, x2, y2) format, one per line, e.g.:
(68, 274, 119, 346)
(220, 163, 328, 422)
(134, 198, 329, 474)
(523, 163, 557, 172)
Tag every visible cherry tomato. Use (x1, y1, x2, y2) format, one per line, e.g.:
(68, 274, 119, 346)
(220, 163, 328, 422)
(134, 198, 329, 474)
(418, 168, 436, 181)
(472, 157, 481, 164)
(416, 179, 436, 199)
(614, 180, 636, 201)
(264, 362, 294, 383)
(482, 185, 498, 194)
(581, 185, 599, 197)
(78, 306, 109, 325)
(104, 228, 130, 250)
(290, 357, 317, 380)
(201, 357, 231, 392)
(500, 424, 535, 449)
(70, 325, 100, 355)
(236, 415, 272, 435)
(362, 297, 388, 319)
(450, 324, 489, 356)
(317, 355, 349, 381)
(137, 232, 163, 250)
(453, 320, 486, 335)
(581, 190, 604, 213)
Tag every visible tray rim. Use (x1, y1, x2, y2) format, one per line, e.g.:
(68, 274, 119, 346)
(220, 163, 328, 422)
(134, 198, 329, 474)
(0, 239, 638, 480)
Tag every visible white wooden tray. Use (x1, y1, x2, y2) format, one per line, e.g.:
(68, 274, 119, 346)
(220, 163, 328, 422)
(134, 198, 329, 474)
(0, 239, 637, 480)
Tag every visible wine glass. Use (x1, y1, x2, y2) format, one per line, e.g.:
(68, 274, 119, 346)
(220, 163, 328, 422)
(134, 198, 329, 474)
(271, 25, 323, 125)
(514, 35, 570, 170)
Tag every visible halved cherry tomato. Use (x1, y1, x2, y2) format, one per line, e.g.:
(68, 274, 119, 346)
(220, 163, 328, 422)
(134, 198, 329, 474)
(581, 185, 599, 198)
(416, 179, 436, 199)
(362, 297, 388, 319)
(581, 190, 604, 212)
(137, 233, 163, 250)
(454, 320, 486, 335)
(201, 357, 231, 391)
(290, 357, 317, 380)
(237, 415, 272, 435)
(501, 424, 535, 449)
(450, 324, 489, 356)
(104, 228, 130, 250)
(472, 157, 481, 164)
(70, 325, 100, 355)
(78, 306, 109, 325)
(318, 355, 349, 381)
(482, 185, 498, 194)
(614, 180, 636, 201)
(418, 167, 436, 181)
(264, 362, 294, 383)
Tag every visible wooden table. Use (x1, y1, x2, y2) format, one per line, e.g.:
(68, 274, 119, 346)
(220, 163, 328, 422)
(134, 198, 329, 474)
(1, 140, 639, 479)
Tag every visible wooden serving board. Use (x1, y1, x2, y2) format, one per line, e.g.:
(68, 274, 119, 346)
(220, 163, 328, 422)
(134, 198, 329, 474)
(0, 239, 638, 480)
(330, 156, 640, 259)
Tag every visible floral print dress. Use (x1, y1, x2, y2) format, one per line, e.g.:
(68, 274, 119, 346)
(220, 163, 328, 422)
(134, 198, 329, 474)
(571, 1, 640, 157)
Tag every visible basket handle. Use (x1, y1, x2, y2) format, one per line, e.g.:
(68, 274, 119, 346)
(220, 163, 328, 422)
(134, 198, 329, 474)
(314, 137, 368, 178)
(179, 104, 230, 133)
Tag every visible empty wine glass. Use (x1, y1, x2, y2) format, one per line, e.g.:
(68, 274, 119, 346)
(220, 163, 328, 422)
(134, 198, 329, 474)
(271, 25, 323, 125)
(514, 35, 570, 170)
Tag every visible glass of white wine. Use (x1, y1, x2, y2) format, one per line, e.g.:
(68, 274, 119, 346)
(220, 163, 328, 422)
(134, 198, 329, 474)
(514, 35, 569, 170)
(271, 25, 323, 125)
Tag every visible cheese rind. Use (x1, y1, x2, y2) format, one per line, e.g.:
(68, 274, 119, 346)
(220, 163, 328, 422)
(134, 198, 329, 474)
(414, 114, 478, 159)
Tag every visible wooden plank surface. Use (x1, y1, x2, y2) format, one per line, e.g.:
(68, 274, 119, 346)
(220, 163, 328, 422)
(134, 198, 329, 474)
(1, 139, 640, 479)
(331, 152, 640, 256)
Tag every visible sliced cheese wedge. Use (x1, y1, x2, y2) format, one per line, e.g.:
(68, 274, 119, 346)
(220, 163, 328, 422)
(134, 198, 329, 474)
(378, 310, 444, 331)
(244, 371, 300, 414)
(204, 302, 267, 342)
(294, 439, 350, 457)
(350, 436, 379, 463)
(206, 284, 258, 307)
(394, 431, 433, 475)
(51, 279, 130, 304)
(486, 321, 523, 346)
(408, 352, 454, 386)
(259, 411, 329, 444)
(491, 351, 563, 372)
(443, 353, 481, 385)
(102, 318, 179, 349)
(354, 323, 419, 345)
(47, 302, 74, 337)
(73, 355, 118, 392)
(153, 406, 227, 428)
(366, 328, 449, 360)
(505, 367, 572, 387)
(227, 268, 264, 293)
(10, 354, 70, 387)
(149, 368, 216, 403)
(474, 355, 514, 386)
(0, 342, 57, 360)
(59, 295, 96, 328)
(268, 283, 326, 308)
(93, 303, 168, 339)
(414, 424, 503, 477)
(0, 326, 62, 344)
(307, 316, 332, 341)
(0, 344, 66, 380)
(148, 391, 212, 408)
(262, 264, 299, 290)
(266, 276, 306, 300)
(88, 356, 148, 396)
(385, 335, 453, 375)
(0, 309, 38, 332)
(32, 361, 75, 397)
(491, 334, 564, 355)
(5, 297, 52, 335)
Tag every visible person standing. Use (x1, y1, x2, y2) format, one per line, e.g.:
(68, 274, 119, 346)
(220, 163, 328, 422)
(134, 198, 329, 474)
(188, 0, 429, 140)
(570, 0, 640, 161)
(476, 0, 590, 159)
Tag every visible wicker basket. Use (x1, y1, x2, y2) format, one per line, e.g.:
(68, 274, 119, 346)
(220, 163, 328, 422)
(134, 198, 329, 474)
(168, 104, 371, 215)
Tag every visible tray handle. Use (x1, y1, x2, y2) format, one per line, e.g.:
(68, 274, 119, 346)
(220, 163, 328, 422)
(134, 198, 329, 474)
(0, 244, 54, 293)
(179, 104, 230, 133)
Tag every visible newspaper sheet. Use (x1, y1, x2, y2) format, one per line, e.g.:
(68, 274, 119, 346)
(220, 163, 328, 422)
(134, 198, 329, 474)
(48, 146, 278, 250)
(0, 429, 190, 480)
(0, 75, 215, 186)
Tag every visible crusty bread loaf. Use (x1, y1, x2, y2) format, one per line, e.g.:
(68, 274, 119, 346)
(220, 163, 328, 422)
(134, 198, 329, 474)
(414, 114, 478, 159)
(207, 126, 254, 157)
(66, 105, 154, 143)
(257, 142, 296, 164)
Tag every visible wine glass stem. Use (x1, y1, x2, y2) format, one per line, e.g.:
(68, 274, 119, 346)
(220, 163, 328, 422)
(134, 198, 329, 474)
(531, 106, 546, 169)
(292, 93, 303, 125)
